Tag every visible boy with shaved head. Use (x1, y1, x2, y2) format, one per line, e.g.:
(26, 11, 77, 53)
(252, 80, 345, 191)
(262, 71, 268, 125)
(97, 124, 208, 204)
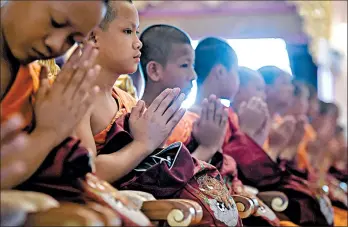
(173, 39, 332, 226)
(75, 4, 243, 226)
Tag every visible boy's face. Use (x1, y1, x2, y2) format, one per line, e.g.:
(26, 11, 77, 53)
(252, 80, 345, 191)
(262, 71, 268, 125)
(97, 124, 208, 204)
(160, 44, 196, 96)
(95, 1, 142, 75)
(308, 97, 319, 119)
(3, 1, 106, 64)
(223, 65, 240, 101)
(237, 74, 266, 103)
(267, 73, 293, 106)
(289, 95, 309, 116)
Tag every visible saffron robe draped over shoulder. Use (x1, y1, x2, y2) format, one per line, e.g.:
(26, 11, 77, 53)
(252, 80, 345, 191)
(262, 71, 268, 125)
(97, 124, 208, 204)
(0, 62, 89, 199)
(93, 89, 243, 226)
(1, 63, 40, 128)
(1, 63, 151, 226)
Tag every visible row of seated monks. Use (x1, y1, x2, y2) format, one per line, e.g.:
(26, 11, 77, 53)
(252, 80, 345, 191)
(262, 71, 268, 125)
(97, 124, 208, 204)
(1, 0, 347, 226)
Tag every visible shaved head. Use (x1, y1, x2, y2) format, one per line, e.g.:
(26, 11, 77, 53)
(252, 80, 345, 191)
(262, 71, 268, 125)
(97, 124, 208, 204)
(99, 0, 132, 31)
(140, 24, 192, 81)
(238, 66, 263, 87)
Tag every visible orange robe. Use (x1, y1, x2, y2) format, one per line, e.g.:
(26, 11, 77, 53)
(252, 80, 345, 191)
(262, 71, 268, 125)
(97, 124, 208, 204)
(1, 63, 92, 198)
(1, 63, 40, 127)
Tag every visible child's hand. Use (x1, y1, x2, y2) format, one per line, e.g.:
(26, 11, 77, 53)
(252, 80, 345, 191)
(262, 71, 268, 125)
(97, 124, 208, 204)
(238, 97, 269, 140)
(0, 115, 27, 189)
(252, 109, 271, 146)
(192, 95, 228, 151)
(129, 88, 186, 153)
(286, 115, 307, 147)
(34, 42, 100, 145)
(268, 115, 296, 154)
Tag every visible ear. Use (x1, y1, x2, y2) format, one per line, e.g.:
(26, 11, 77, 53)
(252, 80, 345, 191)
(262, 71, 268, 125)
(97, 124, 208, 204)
(84, 29, 101, 49)
(213, 64, 227, 80)
(146, 61, 164, 82)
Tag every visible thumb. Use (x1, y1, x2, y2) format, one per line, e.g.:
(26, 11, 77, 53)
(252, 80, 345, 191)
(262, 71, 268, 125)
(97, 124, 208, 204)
(192, 120, 200, 136)
(130, 100, 144, 120)
(36, 66, 50, 101)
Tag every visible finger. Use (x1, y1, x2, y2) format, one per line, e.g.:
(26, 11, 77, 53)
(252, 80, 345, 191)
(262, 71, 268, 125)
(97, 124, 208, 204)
(72, 64, 100, 102)
(64, 49, 99, 98)
(73, 42, 94, 69)
(73, 86, 100, 122)
(154, 88, 180, 116)
(220, 108, 229, 127)
(200, 98, 209, 122)
(214, 99, 223, 124)
(147, 88, 172, 113)
(163, 93, 186, 123)
(130, 100, 145, 120)
(207, 95, 216, 121)
(54, 46, 81, 86)
(0, 115, 24, 141)
(36, 66, 50, 101)
(64, 45, 82, 70)
(167, 108, 186, 131)
(192, 120, 199, 134)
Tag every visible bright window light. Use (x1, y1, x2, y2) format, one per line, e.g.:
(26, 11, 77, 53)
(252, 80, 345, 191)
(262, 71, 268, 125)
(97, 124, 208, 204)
(182, 38, 292, 108)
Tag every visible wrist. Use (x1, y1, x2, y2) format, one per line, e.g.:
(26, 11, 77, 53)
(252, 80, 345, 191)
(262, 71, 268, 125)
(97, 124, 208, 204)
(31, 127, 60, 147)
(132, 140, 154, 157)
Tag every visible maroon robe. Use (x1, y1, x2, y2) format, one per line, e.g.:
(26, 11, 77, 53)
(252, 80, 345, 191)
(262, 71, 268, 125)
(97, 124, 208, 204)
(96, 113, 243, 227)
(222, 108, 333, 226)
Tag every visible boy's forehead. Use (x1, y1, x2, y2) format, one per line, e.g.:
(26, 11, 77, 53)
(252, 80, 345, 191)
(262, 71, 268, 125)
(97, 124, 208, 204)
(113, 1, 139, 27)
(167, 43, 194, 61)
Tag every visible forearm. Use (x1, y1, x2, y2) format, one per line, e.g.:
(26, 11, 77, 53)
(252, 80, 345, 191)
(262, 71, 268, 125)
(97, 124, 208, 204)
(1, 130, 57, 189)
(95, 141, 150, 183)
(191, 145, 218, 162)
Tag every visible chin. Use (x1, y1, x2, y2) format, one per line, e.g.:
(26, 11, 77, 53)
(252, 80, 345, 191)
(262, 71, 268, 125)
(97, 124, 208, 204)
(125, 65, 138, 75)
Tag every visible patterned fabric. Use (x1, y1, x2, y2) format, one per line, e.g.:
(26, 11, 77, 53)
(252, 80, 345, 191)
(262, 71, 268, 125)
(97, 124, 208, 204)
(166, 109, 280, 226)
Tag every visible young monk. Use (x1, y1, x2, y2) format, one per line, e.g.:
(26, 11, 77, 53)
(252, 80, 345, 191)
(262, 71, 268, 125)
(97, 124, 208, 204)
(256, 66, 336, 225)
(140, 25, 229, 163)
(140, 28, 284, 226)
(182, 39, 331, 226)
(76, 2, 242, 226)
(277, 81, 312, 171)
(307, 103, 348, 226)
(233, 66, 271, 147)
(329, 125, 348, 182)
(0, 1, 108, 189)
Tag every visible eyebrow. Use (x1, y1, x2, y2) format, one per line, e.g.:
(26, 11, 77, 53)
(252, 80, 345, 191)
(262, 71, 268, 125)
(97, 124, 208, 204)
(116, 16, 139, 29)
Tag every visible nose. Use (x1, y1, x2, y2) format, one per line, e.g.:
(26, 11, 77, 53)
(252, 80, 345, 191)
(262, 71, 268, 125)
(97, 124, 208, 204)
(133, 37, 143, 50)
(44, 30, 72, 57)
(190, 69, 197, 81)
